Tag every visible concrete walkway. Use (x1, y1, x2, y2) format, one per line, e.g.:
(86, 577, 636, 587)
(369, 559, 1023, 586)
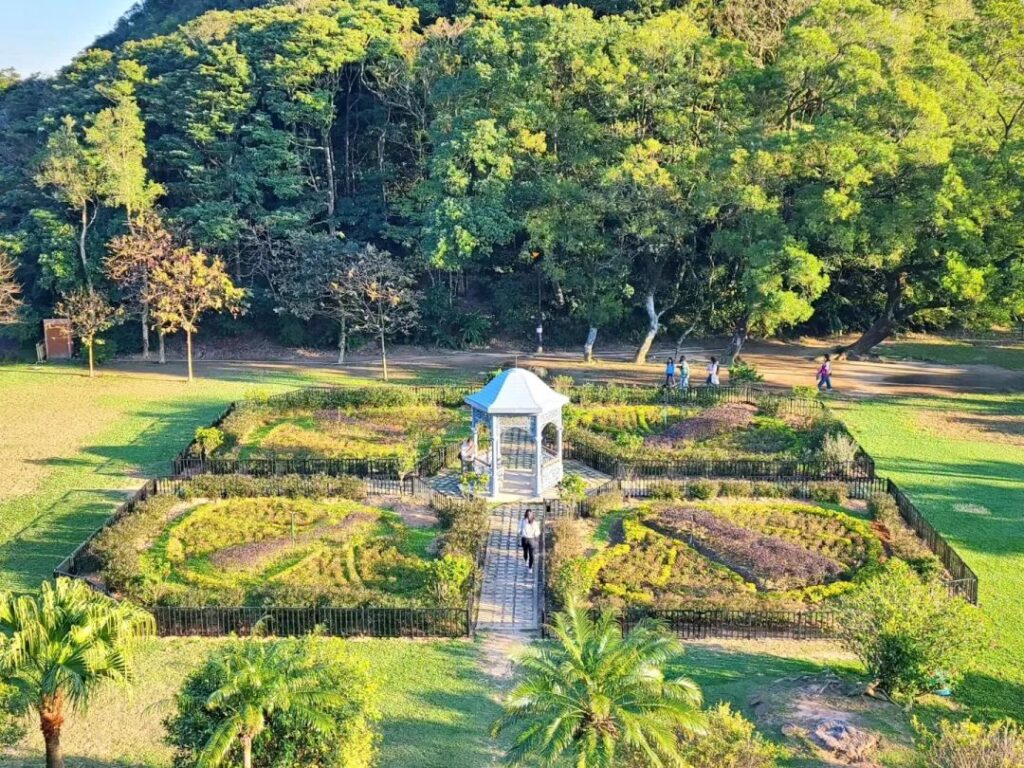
(476, 507, 540, 632)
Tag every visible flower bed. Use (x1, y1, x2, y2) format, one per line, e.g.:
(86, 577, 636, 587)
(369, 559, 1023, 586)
(211, 400, 469, 472)
(576, 497, 895, 612)
(90, 493, 476, 610)
(564, 401, 848, 464)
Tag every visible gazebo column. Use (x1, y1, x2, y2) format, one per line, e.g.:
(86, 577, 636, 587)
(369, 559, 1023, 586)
(534, 415, 544, 496)
(556, 422, 564, 462)
(489, 415, 501, 498)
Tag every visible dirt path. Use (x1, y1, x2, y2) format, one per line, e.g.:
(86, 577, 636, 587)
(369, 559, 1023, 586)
(103, 336, 1024, 398)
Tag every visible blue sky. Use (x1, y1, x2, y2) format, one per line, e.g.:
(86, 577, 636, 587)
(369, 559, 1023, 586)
(0, 0, 136, 76)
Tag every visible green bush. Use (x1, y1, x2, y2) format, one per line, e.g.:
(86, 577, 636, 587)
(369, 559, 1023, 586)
(182, 474, 367, 501)
(836, 561, 981, 701)
(429, 554, 474, 606)
(552, 375, 575, 393)
(164, 638, 379, 768)
(809, 482, 849, 504)
(678, 703, 785, 768)
(688, 480, 719, 500)
(868, 493, 942, 579)
(546, 517, 592, 607)
(192, 426, 224, 457)
(718, 480, 755, 498)
(728, 358, 764, 383)
(646, 481, 683, 500)
(558, 472, 587, 501)
(586, 487, 624, 517)
(755, 397, 783, 418)
(818, 431, 860, 465)
(438, 499, 488, 559)
(0, 682, 26, 748)
(751, 481, 787, 498)
(90, 495, 180, 593)
(914, 717, 1024, 767)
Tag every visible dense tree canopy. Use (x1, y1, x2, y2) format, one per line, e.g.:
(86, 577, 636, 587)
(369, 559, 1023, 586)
(0, 0, 1021, 360)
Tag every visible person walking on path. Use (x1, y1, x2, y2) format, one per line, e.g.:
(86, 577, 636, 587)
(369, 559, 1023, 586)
(518, 509, 541, 574)
(818, 354, 833, 392)
(664, 357, 676, 388)
(676, 354, 690, 391)
(706, 356, 720, 386)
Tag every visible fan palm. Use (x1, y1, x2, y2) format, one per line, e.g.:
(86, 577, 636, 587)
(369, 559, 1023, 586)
(492, 599, 706, 767)
(0, 578, 154, 768)
(198, 639, 349, 768)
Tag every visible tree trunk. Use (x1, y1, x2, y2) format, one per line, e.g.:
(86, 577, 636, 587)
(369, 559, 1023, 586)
(185, 330, 194, 383)
(583, 326, 597, 362)
(140, 305, 150, 359)
(323, 128, 337, 236)
(380, 329, 388, 381)
(674, 319, 698, 360)
(633, 293, 661, 365)
(241, 735, 253, 768)
(724, 316, 748, 365)
(841, 276, 904, 357)
(79, 203, 92, 292)
(40, 697, 65, 768)
(158, 330, 166, 364)
(87, 339, 95, 378)
(337, 317, 347, 365)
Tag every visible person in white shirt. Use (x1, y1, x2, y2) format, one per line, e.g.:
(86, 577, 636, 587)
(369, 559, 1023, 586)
(706, 356, 720, 386)
(518, 509, 541, 573)
(459, 438, 476, 472)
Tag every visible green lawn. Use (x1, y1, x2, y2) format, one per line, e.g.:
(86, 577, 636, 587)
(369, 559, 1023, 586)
(877, 339, 1024, 371)
(4, 637, 503, 768)
(0, 362, 360, 592)
(835, 394, 1024, 721)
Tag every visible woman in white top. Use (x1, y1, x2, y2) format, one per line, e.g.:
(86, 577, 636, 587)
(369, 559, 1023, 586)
(706, 356, 720, 386)
(518, 509, 541, 573)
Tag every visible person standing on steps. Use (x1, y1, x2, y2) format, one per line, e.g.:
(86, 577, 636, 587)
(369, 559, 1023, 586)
(818, 354, 833, 392)
(518, 509, 541, 574)
(459, 437, 476, 473)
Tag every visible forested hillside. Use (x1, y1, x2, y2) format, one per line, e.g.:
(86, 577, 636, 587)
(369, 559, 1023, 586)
(0, 0, 1021, 361)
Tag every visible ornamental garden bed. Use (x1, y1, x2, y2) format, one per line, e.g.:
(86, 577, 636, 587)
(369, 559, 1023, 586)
(86, 480, 486, 614)
(549, 488, 943, 617)
(209, 397, 469, 474)
(564, 400, 854, 465)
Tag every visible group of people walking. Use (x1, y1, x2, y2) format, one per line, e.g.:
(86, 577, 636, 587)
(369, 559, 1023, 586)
(663, 352, 834, 391)
(663, 354, 719, 389)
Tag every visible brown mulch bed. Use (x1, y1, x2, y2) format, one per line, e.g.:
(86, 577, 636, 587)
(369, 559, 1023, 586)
(646, 402, 758, 446)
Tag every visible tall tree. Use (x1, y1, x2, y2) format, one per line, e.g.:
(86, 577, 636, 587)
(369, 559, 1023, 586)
(492, 599, 706, 767)
(329, 244, 418, 381)
(0, 579, 153, 768)
(55, 288, 123, 377)
(106, 213, 174, 361)
(0, 251, 22, 324)
(35, 118, 102, 291)
(195, 639, 352, 768)
(146, 246, 246, 382)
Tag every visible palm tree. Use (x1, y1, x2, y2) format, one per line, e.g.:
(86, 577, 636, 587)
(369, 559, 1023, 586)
(198, 639, 348, 768)
(0, 579, 153, 768)
(492, 600, 706, 767)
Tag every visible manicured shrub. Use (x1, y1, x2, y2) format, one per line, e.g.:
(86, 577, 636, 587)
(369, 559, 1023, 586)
(551, 374, 575, 393)
(817, 431, 859, 465)
(182, 474, 367, 501)
(429, 554, 474, 606)
(914, 718, 1024, 767)
(164, 638, 379, 768)
(868, 492, 942, 579)
(558, 472, 587, 501)
(751, 481, 786, 498)
(678, 703, 785, 768)
(438, 499, 488, 559)
(717, 480, 754, 498)
(688, 480, 719, 500)
(835, 561, 981, 701)
(546, 517, 591, 606)
(585, 487, 624, 517)
(647, 481, 683, 500)
(191, 426, 224, 457)
(809, 482, 849, 504)
(727, 358, 764, 383)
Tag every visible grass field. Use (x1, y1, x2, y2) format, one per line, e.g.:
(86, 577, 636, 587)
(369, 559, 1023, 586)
(877, 339, 1024, 371)
(4, 637, 503, 768)
(0, 362, 358, 592)
(835, 393, 1024, 721)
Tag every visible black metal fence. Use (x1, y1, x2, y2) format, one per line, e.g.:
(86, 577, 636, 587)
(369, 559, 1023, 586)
(619, 607, 838, 640)
(151, 605, 469, 638)
(619, 475, 889, 501)
(173, 454, 408, 479)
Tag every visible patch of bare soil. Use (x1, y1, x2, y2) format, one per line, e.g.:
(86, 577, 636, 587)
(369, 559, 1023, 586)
(646, 402, 758, 447)
(915, 409, 1024, 448)
(750, 671, 912, 767)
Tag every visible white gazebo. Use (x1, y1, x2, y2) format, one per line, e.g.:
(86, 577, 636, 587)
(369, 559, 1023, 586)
(465, 368, 569, 499)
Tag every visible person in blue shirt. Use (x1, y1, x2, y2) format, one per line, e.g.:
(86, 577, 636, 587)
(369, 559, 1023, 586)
(664, 357, 676, 387)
